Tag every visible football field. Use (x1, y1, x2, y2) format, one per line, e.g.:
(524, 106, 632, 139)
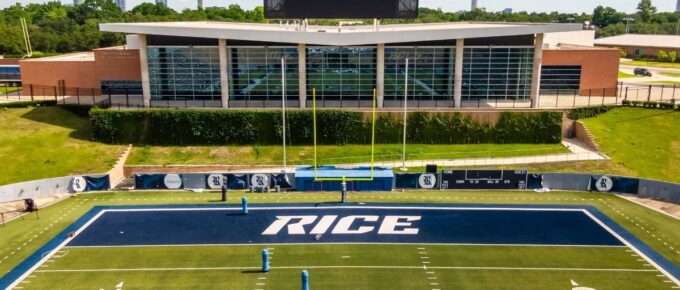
(4, 202, 680, 290)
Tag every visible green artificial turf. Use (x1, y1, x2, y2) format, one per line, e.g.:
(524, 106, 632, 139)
(0, 107, 125, 185)
(1, 190, 679, 289)
(22, 244, 666, 289)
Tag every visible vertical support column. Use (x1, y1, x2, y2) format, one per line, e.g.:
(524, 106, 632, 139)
(138, 34, 151, 108)
(454, 39, 464, 108)
(219, 39, 229, 108)
(376, 43, 385, 108)
(298, 43, 307, 108)
(530, 33, 545, 109)
(447, 47, 454, 101)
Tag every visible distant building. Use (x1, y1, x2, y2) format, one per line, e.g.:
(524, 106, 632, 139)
(471, 0, 478, 11)
(677, 0, 680, 12)
(503, 8, 512, 14)
(116, 0, 126, 11)
(73, 0, 84, 5)
(198, 0, 204, 10)
(595, 34, 680, 58)
(155, 0, 168, 6)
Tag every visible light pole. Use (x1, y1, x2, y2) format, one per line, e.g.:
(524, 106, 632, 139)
(281, 57, 287, 173)
(624, 18, 635, 34)
(401, 58, 409, 171)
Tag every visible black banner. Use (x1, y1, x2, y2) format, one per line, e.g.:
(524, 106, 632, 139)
(440, 170, 528, 190)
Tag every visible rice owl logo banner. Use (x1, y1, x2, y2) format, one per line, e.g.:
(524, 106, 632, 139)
(207, 174, 224, 189)
(71, 176, 87, 192)
(251, 174, 269, 188)
(418, 173, 437, 189)
(262, 215, 421, 235)
(595, 176, 614, 192)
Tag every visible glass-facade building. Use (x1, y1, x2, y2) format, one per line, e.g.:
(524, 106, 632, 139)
(229, 47, 299, 101)
(145, 43, 536, 102)
(385, 47, 453, 101)
(148, 46, 221, 100)
(462, 47, 534, 100)
(306, 47, 376, 100)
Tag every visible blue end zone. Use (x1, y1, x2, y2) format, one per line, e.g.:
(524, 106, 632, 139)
(1, 203, 679, 289)
(67, 207, 622, 246)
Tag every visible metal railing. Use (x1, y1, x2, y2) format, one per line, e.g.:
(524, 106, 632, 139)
(3, 82, 678, 109)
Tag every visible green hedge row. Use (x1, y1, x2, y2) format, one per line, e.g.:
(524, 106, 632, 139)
(622, 100, 678, 110)
(0, 100, 56, 108)
(90, 109, 563, 145)
(567, 106, 616, 120)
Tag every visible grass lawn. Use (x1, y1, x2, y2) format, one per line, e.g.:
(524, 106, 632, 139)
(0, 107, 125, 185)
(622, 60, 680, 69)
(126, 144, 568, 166)
(581, 107, 680, 183)
(659, 72, 680, 78)
(0, 190, 678, 289)
(0, 86, 21, 94)
(618, 71, 635, 78)
(407, 108, 680, 183)
(652, 80, 680, 85)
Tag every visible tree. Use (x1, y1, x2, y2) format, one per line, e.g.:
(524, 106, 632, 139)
(592, 6, 624, 28)
(637, 0, 657, 23)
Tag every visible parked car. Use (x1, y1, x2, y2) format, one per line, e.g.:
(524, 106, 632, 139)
(633, 68, 653, 77)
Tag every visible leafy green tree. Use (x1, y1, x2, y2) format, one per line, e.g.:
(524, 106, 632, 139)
(637, 0, 657, 23)
(592, 6, 624, 28)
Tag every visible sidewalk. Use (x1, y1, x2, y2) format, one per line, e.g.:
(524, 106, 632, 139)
(234, 139, 608, 173)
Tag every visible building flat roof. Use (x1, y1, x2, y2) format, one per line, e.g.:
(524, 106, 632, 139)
(100, 21, 583, 46)
(20, 52, 94, 62)
(594, 34, 680, 49)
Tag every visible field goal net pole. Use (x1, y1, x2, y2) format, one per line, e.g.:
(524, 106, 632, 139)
(312, 87, 377, 202)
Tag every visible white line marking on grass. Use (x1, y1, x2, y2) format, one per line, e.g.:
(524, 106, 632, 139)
(582, 209, 680, 287)
(64, 243, 627, 249)
(34, 265, 661, 273)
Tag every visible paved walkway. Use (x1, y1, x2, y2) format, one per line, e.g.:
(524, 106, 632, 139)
(236, 138, 608, 173)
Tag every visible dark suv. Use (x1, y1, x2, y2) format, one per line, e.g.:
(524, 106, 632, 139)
(634, 68, 653, 77)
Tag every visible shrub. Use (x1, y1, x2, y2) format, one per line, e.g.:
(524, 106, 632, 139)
(0, 100, 56, 108)
(568, 106, 615, 120)
(658, 102, 675, 110)
(90, 109, 563, 146)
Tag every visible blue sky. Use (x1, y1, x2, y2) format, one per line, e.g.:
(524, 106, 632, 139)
(1, 0, 678, 13)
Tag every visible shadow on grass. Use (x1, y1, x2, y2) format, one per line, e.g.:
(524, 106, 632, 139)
(19, 106, 92, 141)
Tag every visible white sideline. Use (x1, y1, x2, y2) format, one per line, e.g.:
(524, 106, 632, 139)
(64, 243, 627, 249)
(34, 265, 659, 273)
(582, 209, 680, 287)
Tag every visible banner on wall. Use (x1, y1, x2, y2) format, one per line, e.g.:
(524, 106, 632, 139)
(440, 170, 528, 190)
(71, 175, 110, 192)
(271, 174, 292, 188)
(395, 173, 439, 189)
(589, 176, 639, 194)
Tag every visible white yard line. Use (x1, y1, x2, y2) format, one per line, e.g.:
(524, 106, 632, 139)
(582, 209, 680, 287)
(34, 265, 660, 273)
(64, 243, 627, 249)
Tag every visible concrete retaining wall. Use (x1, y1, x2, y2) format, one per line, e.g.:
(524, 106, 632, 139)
(0, 174, 108, 204)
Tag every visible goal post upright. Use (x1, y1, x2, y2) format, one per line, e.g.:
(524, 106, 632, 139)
(312, 87, 377, 182)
